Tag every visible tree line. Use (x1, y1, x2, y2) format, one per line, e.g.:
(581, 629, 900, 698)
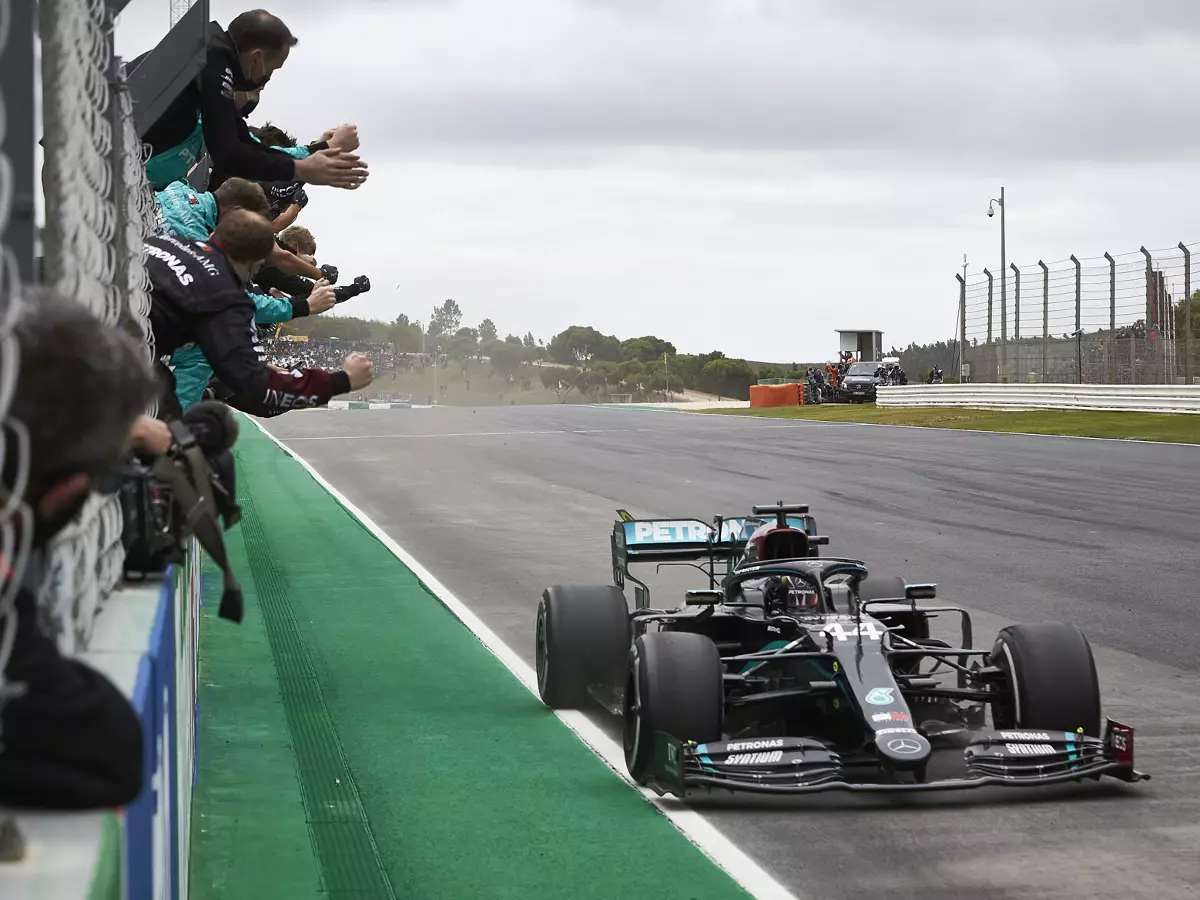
(281, 300, 972, 399)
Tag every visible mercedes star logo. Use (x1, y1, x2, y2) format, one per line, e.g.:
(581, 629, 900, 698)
(887, 738, 923, 755)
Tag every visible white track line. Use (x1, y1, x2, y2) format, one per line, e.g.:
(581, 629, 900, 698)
(244, 415, 799, 900)
(283, 428, 651, 441)
(594, 405, 1200, 447)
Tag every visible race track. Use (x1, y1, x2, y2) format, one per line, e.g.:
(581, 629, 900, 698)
(264, 404, 1200, 900)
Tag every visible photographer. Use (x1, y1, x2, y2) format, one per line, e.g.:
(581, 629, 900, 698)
(258, 225, 372, 304)
(135, 10, 367, 191)
(147, 208, 373, 418)
(0, 291, 158, 809)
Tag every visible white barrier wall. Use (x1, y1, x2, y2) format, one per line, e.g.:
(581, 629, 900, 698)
(1, 542, 203, 900)
(876, 383, 1200, 414)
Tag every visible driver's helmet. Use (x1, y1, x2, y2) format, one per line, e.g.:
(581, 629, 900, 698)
(763, 575, 819, 614)
(744, 524, 809, 564)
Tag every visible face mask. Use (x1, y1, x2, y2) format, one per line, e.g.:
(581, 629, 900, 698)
(243, 51, 273, 91)
(239, 97, 259, 118)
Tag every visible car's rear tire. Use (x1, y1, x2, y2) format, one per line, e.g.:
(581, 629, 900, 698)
(623, 632, 724, 784)
(536, 584, 630, 709)
(990, 622, 1102, 738)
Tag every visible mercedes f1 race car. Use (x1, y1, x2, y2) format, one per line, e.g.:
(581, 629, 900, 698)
(534, 501, 1149, 798)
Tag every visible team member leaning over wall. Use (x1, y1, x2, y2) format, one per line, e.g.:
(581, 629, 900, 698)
(135, 9, 368, 192)
(154, 177, 339, 409)
(146, 208, 373, 419)
(155, 176, 323, 281)
(244, 122, 359, 231)
(259, 225, 373, 305)
(0, 292, 163, 809)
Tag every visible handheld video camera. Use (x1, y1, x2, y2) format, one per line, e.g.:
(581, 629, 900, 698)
(116, 402, 246, 622)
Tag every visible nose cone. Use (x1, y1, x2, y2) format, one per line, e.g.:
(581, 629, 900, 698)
(876, 732, 931, 765)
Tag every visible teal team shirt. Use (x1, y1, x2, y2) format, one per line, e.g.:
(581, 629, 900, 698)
(153, 179, 297, 409)
(143, 118, 312, 189)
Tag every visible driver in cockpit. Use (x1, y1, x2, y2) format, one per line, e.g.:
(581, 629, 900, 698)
(733, 573, 821, 615)
(762, 574, 820, 615)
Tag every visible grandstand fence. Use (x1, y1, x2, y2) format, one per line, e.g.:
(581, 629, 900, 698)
(956, 244, 1200, 385)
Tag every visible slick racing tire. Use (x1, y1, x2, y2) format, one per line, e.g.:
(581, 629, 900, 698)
(990, 622, 1102, 738)
(536, 585, 630, 709)
(623, 632, 723, 784)
(857, 574, 931, 642)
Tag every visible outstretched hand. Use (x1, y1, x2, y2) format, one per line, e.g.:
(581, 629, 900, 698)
(295, 148, 368, 189)
(322, 124, 360, 153)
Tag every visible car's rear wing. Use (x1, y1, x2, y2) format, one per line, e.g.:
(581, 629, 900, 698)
(610, 508, 818, 604)
(614, 513, 815, 562)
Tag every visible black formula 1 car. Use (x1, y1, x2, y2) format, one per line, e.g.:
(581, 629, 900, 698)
(534, 501, 1149, 797)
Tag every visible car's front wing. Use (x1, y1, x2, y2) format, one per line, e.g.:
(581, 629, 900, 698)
(645, 719, 1150, 798)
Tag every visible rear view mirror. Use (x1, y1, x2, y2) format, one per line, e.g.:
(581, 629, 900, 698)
(808, 535, 830, 546)
(905, 583, 937, 601)
(685, 590, 724, 606)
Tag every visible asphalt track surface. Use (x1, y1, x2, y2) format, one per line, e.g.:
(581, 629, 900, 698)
(265, 404, 1200, 900)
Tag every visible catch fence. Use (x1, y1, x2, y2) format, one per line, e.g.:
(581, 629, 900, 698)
(957, 243, 1199, 385)
(0, 0, 158, 739)
(0, 1, 33, 745)
(35, 0, 159, 655)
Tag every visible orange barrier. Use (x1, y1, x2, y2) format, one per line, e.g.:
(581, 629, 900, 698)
(749, 383, 803, 408)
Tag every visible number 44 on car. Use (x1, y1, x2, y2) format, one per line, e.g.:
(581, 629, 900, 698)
(534, 500, 1149, 798)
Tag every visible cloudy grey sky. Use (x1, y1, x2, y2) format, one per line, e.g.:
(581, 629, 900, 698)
(115, 0, 1200, 361)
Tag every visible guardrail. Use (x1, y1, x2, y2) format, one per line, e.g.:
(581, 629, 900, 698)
(876, 383, 1200, 413)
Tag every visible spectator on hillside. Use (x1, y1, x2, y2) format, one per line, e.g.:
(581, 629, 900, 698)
(135, 10, 367, 191)
(147, 208, 372, 418)
(0, 292, 159, 809)
(262, 338, 396, 378)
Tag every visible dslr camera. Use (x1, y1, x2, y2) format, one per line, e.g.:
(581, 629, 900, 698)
(334, 275, 371, 303)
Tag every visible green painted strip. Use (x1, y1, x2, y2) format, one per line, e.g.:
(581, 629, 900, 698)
(189, 553, 325, 899)
(86, 813, 122, 900)
(238, 496, 396, 899)
(189, 421, 751, 899)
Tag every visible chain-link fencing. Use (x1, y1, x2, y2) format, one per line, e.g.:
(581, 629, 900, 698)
(11, 0, 158, 667)
(0, 0, 36, 742)
(959, 242, 1199, 385)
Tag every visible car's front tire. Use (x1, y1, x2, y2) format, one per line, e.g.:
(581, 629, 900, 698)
(536, 584, 630, 709)
(623, 632, 724, 784)
(990, 622, 1102, 737)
